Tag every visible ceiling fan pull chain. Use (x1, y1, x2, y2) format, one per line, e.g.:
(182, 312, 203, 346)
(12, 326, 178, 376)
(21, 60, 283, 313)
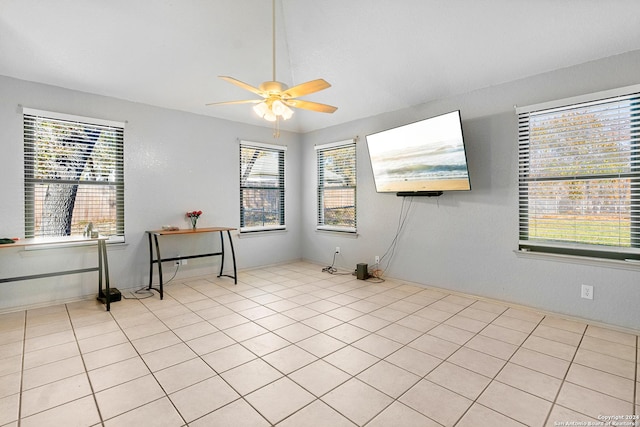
(273, 116, 281, 138)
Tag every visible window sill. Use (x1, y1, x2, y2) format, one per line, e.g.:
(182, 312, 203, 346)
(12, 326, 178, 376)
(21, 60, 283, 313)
(20, 236, 125, 251)
(239, 227, 287, 237)
(514, 249, 640, 271)
(315, 228, 359, 238)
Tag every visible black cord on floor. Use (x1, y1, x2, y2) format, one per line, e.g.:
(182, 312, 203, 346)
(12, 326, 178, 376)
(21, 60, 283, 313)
(122, 288, 154, 300)
(122, 263, 180, 299)
(321, 251, 353, 275)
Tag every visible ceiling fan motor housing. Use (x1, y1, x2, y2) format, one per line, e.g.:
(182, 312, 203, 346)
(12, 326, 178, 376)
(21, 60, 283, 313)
(259, 81, 289, 96)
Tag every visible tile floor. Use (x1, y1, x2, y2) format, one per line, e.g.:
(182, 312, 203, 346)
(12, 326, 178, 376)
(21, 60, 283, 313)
(0, 261, 638, 426)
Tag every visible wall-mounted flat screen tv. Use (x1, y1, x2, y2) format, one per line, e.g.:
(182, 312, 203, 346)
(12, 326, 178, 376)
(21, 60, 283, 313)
(365, 110, 471, 195)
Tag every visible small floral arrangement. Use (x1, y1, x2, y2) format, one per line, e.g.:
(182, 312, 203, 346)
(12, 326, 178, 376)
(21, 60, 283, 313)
(186, 210, 202, 229)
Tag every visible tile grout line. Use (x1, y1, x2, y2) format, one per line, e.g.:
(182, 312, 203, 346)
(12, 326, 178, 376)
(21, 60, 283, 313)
(189, 268, 436, 426)
(540, 321, 588, 427)
(205, 269, 373, 426)
(149, 268, 636, 424)
(635, 335, 638, 416)
(110, 291, 191, 426)
(195, 275, 350, 426)
(290, 290, 494, 425)
(358, 297, 541, 425)
(16, 310, 26, 427)
(10, 263, 638, 426)
(447, 308, 546, 426)
(65, 304, 106, 427)
(282, 271, 455, 426)
(267, 276, 548, 426)
(147, 276, 278, 426)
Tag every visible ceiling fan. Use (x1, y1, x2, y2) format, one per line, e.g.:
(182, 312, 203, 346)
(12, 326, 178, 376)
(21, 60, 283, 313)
(207, 0, 337, 136)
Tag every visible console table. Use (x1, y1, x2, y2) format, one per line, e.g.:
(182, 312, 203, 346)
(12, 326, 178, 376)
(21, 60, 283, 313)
(0, 236, 112, 311)
(146, 227, 237, 299)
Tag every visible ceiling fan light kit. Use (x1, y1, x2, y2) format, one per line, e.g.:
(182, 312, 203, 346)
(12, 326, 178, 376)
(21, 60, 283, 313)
(253, 99, 293, 121)
(208, 0, 337, 137)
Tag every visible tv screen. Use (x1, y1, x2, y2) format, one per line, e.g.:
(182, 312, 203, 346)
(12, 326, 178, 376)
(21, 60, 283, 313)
(365, 110, 471, 194)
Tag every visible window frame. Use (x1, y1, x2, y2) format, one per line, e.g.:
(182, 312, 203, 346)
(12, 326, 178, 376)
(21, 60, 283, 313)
(239, 140, 286, 233)
(23, 108, 125, 243)
(516, 85, 640, 261)
(316, 139, 357, 233)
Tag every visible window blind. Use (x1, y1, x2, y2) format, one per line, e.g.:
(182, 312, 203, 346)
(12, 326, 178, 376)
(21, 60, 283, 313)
(316, 140, 357, 232)
(517, 89, 640, 260)
(23, 109, 125, 240)
(239, 141, 286, 232)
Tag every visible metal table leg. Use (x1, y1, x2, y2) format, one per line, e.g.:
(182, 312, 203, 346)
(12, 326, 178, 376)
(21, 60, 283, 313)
(218, 231, 225, 278)
(217, 230, 237, 284)
(101, 239, 111, 311)
(96, 239, 111, 311)
(228, 229, 237, 284)
(147, 232, 154, 291)
(153, 233, 164, 299)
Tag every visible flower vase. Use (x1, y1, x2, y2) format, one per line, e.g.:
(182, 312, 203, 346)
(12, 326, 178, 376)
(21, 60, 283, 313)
(186, 210, 202, 230)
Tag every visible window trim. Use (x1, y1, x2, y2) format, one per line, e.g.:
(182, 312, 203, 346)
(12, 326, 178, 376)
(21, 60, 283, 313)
(516, 85, 640, 261)
(23, 108, 125, 129)
(516, 83, 640, 116)
(315, 139, 357, 233)
(239, 140, 286, 233)
(23, 107, 125, 244)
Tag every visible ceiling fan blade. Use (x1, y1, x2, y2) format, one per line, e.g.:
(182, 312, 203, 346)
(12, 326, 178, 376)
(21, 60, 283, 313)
(206, 99, 262, 106)
(282, 79, 331, 99)
(219, 76, 265, 97)
(285, 99, 337, 114)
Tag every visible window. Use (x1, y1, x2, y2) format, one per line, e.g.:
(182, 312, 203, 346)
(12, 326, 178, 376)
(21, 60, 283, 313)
(517, 87, 639, 261)
(239, 141, 286, 232)
(316, 140, 357, 232)
(23, 108, 125, 241)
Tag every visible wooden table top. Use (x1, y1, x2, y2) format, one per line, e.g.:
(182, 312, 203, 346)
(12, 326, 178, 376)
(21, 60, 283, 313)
(146, 227, 236, 236)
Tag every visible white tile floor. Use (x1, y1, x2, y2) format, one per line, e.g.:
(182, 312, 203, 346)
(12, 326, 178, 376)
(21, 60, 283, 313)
(1, 261, 638, 426)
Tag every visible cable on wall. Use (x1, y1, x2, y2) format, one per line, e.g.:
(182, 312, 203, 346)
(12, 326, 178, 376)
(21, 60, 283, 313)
(378, 196, 414, 275)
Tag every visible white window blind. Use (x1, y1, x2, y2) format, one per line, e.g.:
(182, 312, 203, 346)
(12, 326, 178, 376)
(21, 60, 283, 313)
(517, 88, 640, 260)
(23, 108, 125, 241)
(240, 141, 286, 232)
(316, 140, 357, 232)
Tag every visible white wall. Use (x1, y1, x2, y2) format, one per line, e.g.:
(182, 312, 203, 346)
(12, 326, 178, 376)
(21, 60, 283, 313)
(300, 50, 640, 330)
(0, 75, 302, 311)
(2, 49, 639, 330)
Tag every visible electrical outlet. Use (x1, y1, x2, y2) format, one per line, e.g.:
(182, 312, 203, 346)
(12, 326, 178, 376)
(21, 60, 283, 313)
(581, 284, 593, 300)
(375, 255, 380, 264)
(181, 259, 188, 266)
(335, 246, 340, 254)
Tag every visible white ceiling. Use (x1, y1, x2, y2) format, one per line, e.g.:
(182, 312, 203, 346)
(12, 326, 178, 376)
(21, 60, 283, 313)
(2, 1, 640, 133)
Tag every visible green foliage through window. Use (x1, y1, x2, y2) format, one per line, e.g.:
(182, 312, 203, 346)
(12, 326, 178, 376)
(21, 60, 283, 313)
(518, 91, 639, 259)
